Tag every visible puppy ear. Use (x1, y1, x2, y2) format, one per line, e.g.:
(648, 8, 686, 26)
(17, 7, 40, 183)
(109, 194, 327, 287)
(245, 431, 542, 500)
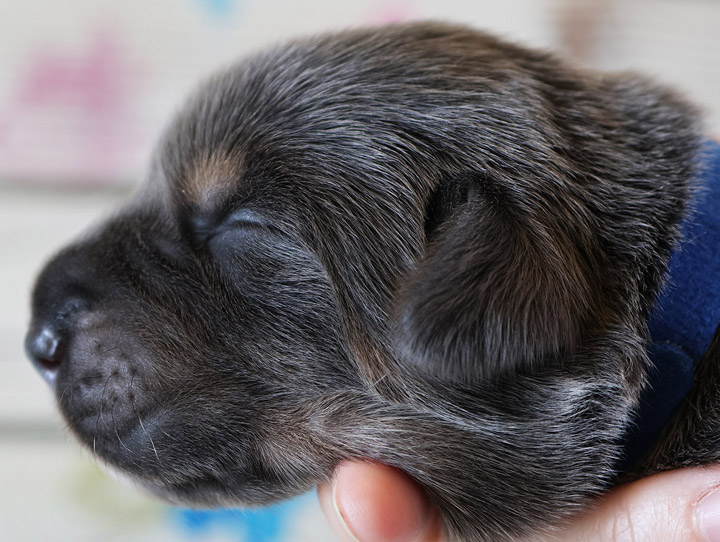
(395, 171, 597, 382)
(393, 66, 704, 383)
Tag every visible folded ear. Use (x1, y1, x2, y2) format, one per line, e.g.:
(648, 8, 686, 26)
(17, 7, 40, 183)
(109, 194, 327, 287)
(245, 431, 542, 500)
(395, 171, 598, 381)
(392, 62, 704, 383)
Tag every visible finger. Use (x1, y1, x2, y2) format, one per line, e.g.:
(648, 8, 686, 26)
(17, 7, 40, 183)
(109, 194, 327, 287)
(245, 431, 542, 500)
(318, 460, 443, 542)
(548, 466, 720, 542)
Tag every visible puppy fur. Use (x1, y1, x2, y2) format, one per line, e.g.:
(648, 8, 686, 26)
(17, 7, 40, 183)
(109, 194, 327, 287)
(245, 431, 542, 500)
(26, 23, 714, 541)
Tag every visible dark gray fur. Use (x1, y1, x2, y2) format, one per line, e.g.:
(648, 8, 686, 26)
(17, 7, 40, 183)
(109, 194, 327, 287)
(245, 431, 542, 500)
(25, 23, 718, 541)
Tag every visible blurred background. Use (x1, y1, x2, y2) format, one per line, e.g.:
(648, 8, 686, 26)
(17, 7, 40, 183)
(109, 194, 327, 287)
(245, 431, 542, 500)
(1, 1, 719, 540)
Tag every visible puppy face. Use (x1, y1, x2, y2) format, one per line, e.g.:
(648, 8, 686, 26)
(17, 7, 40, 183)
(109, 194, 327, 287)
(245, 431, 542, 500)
(26, 23, 701, 541)
(28, 199, 354, 504)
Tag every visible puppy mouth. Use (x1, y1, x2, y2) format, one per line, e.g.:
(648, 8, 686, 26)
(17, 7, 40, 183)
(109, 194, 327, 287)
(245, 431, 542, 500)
(25, 313, 166, 471)
(32, 321, 267, 506)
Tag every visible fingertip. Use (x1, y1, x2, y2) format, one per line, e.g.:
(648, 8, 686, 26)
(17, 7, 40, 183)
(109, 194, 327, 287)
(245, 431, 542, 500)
(319, 460, 441, 542)
(696, 484, 720, 542)
(556, 466, 720, 542)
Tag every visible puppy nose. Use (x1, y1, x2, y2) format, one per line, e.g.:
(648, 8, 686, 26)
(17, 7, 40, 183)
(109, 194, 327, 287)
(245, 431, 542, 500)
(25, 324, 65, 387)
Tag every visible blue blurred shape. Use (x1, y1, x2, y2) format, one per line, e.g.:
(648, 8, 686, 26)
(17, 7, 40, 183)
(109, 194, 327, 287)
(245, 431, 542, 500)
(193, 0, 242, 18)
(171, 494, 307, 541)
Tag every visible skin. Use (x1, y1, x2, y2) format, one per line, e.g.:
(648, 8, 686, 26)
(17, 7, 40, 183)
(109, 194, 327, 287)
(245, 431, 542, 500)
(318, 462, 720, 542)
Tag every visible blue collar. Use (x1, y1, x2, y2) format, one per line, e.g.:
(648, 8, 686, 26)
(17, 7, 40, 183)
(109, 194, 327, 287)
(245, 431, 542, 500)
(621, 140, 720, 470)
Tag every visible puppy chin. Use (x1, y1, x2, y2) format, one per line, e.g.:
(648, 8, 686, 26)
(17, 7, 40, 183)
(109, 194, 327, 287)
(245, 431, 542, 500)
(95, 458, 246, 509)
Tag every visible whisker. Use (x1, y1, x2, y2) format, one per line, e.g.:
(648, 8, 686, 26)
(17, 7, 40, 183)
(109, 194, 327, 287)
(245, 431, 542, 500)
(130, 373, 162, 464)
(111, 397, 133, 455)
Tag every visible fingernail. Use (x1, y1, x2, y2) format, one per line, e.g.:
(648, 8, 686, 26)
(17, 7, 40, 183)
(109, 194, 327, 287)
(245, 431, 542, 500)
(696, 485, 720, 541)
(332, 481, 361, 542)
(331, 461, 434, 542)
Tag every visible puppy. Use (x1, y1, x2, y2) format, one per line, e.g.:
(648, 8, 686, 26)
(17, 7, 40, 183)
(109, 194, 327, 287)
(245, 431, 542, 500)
(25, 22, 720, 541)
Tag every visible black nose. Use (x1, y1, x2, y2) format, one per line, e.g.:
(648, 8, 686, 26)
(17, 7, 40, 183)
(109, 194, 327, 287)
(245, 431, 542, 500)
(25, 324, 65, 387)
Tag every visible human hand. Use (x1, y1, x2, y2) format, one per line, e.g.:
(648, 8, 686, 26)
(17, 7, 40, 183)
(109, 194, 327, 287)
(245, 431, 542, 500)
(318, 461, 720, 541)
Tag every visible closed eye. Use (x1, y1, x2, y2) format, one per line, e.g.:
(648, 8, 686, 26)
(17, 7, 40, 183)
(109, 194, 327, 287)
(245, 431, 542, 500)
(223, 209, 270, 230)
(189, 207, 280, 250)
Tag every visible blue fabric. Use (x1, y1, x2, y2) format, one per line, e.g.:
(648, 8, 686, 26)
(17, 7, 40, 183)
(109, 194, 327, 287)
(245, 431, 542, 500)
(621, 140, 720, 470)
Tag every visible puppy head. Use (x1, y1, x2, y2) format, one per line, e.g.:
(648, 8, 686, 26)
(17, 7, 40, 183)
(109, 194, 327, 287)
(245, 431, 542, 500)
(26, 22, 701, 537)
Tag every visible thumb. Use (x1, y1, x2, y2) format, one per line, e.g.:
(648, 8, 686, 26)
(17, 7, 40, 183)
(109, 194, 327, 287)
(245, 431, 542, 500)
(318, 460, 443, 542)
(548, 466, 720, 542)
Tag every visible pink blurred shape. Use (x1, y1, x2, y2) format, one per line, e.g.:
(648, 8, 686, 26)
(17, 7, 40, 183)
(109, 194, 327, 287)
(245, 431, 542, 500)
(0, 29, 145, 184)
(18, 31, 128, 114)
(364, 0, 418, 24)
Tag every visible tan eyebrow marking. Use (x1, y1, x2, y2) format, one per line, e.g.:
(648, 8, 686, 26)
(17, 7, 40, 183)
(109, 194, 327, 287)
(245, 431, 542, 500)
(181, 151, 246, 212)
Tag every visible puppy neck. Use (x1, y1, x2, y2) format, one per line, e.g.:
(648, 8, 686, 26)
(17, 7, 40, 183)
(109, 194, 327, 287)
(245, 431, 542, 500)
(621, 139, 720, 471)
